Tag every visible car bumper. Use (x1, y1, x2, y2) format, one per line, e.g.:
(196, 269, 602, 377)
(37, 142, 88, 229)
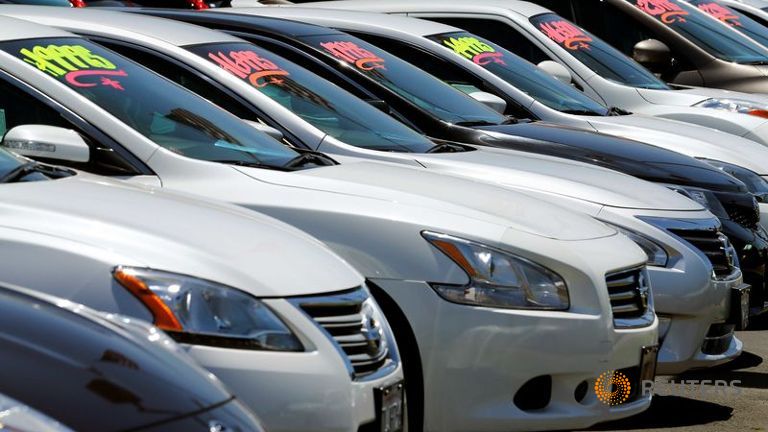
(180, 297, 404, 432)
(372, 278, 657, 432)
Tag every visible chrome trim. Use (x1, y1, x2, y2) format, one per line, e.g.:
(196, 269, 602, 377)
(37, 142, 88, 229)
(607, 265, 656, 329)
(288, 286, 399, 382)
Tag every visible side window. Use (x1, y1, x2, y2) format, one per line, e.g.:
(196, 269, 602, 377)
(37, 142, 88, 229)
(427, 17, 551, 65)
(0, 75, 141, 176)
(98, 40, 257, 120)
(350, 32, 532, 118)
(571, 0, 695, 74)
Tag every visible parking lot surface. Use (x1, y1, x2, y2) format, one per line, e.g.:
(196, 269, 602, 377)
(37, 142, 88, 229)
(587, 317, 768, 432)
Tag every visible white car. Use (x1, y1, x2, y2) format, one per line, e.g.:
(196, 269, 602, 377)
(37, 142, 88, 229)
(721, 0, 768, 23)
(237, 3, 768, 233)
(26, 6, 746, 374)
(313, 0, 768, 150)
(0, 17, 658, 432)
(0, 147, 403, 432)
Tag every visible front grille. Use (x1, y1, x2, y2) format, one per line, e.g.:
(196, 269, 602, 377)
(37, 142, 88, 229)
(669, 229, 734, 278)
(725, 203, 760, 229)
(297, 288, 390, 379)
(606, 267, 650, 324)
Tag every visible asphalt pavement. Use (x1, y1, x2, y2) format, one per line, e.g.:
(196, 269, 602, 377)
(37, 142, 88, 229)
(587, 316, 768, 432)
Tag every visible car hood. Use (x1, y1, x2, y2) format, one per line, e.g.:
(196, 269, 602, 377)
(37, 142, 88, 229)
(478, 121, 747, 193)
(0, 173, 363, 297)
(414, 146, 702, 211)
(638, 85, 768, 106)
(237, 161, 616, 241)
(0, 284, 232, 432)
(588, 114, 768, 175)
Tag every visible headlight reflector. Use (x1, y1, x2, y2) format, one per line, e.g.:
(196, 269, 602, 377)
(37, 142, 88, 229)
(694, 98, 768, 118)
(603, 222, 668, 267)
(423, 231, 569, 310)
(114, 267, 302, 351)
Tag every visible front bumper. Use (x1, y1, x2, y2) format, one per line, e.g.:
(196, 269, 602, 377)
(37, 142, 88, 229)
(372, 277, 656, 432)
(179, 296, 404, 432)
(600, 211, 742, 374)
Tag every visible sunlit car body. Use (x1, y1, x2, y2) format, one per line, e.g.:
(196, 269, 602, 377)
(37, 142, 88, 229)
(151, 7, 768, 317)
(0, 147, 403, 432)
(0, 16, 658, 432)
(0, 283, 265, 431)
(720, 0, 768, 26)
(33, 6, 745, 374)
(323, 0, 768, 150)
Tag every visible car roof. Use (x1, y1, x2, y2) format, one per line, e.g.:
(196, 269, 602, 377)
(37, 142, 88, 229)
(223, 5, 460, 37)
(0, 9, 73, 40)
(136, 7, 344, 37)
(298, 0, 552, 19)
(0, 5, 243, 46)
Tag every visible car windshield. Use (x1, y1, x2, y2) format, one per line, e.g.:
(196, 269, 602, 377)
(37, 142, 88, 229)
(187, 42, 437, 152)
(627, 0, 768, 63)
(425, 31, 609, 115)
(689, 0, 768, 48)
(530, 13, 670, 89)
(298, 34, 508, 125)
(0, 38, 301, 168)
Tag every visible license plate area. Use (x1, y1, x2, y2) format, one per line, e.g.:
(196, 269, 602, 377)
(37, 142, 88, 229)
(376, 381, 404, 432)
(639, 345, 659, 385)
(730, 283, 751, 330)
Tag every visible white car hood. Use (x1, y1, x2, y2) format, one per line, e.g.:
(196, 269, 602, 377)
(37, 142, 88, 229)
(411, 147, 702, 211)
(0, 173, 363, 296)
(236, 161, 617, 241)
(588, 114, 768, 175)
(638, 85, 768, 106)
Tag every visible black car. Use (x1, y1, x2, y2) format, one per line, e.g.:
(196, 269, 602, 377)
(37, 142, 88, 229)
(0, 283, 265, 432)
(125, 8, 768, 315)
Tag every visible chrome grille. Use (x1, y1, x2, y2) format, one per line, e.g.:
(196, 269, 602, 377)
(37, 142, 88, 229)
(669, 229, 735, 278)
(606, 267, 652, 328)
(296, 288, 390, 379)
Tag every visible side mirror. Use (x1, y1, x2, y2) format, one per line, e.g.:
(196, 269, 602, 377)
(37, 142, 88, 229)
(242, 119, 284, 141)
(537, 60, 572, 84)
(468, 91, 507, 114)
(2, 125, 89, 163)
(633, 39, 672, 73)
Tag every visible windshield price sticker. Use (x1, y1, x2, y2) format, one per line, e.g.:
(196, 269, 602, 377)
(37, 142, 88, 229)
(538, 19, 593, 50)
(696, 2, 741, 26)
(635, 0, 689, 24)
(440, 36, 506, 66)
(19, 44, 127, 90)
(319, 41, 386, 71)
(207, 50, 290, 88)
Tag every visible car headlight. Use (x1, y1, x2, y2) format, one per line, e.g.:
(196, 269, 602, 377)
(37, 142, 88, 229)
(422, 231, 569, 310)
(601, 222, 668, 267)
(113, 266, 303, 351)
(0, 394, 73, 432)
(700, 159, 768, 203)
(694, 98, 768, 119)
(664, 184, 730, 219)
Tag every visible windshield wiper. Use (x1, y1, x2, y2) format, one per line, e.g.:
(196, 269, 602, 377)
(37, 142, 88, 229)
(454, 120, 500, 127)
(282, 150, 338, 170)
(213, 159, 290, 171)
(426, 142, 470, 153)
(607, 106, 632, 116)
(0, 161, 46, 183)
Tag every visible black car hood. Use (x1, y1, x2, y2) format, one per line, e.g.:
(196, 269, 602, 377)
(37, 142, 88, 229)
(478, 122, 746, 193)
(0, 287, 232, 432)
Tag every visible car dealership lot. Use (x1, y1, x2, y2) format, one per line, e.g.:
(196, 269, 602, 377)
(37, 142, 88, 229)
(589, 319, 768, 432)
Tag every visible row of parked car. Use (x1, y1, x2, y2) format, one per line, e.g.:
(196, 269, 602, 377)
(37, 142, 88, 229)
(2, 0, 768, 431)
